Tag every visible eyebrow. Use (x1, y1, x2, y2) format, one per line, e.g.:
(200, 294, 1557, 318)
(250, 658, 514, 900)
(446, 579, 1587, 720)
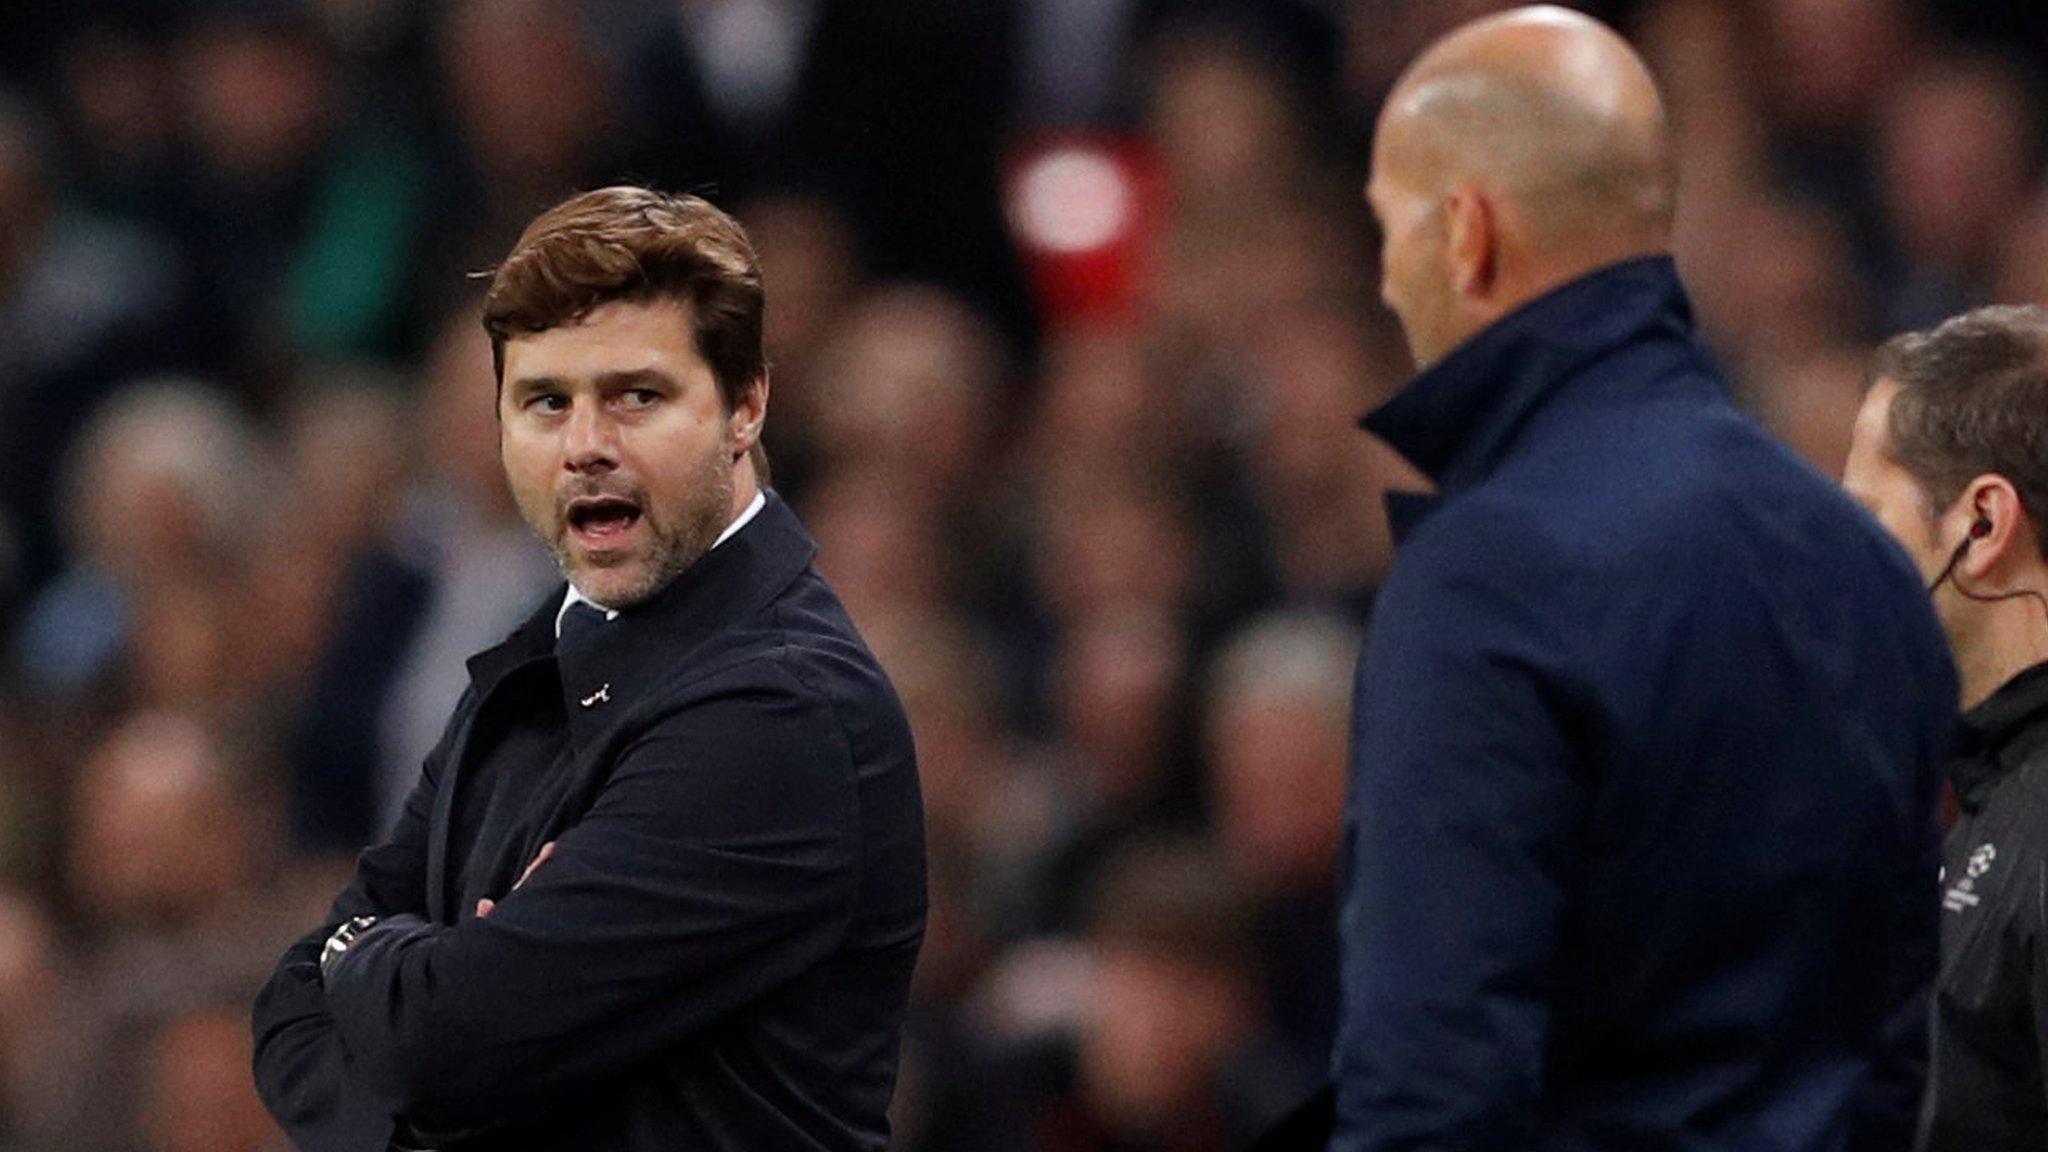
(593, 368, 678, 391)
(505, 367, 678, 400)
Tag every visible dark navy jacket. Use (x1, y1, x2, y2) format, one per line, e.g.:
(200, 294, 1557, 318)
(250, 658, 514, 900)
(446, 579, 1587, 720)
(1331, 258, 1956, 1152)
(252, 492, 926, 1151)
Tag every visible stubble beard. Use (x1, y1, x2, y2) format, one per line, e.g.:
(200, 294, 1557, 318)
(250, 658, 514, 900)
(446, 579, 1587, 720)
(543, 434, 738, 610)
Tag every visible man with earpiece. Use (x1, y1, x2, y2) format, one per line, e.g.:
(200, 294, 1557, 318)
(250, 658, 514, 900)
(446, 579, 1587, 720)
(1845, 304, 2048, 1151)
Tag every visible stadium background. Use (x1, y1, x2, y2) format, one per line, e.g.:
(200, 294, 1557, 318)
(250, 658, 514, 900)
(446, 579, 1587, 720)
(0, 0, 2043, 1148)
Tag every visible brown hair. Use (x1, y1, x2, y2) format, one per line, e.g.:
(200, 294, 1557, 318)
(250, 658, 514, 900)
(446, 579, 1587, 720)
(481, 186, 768, 471)
(1872, 304, 2048, 556)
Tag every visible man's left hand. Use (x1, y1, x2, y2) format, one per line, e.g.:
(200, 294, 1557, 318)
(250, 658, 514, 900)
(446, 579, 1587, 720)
(477, 841, 555, 919)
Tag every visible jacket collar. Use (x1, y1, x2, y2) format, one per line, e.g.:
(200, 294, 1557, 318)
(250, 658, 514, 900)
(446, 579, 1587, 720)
(1362, 256, 1696, 535)
(1952, 660, 2048, 812)
(464, 489, 818, 736)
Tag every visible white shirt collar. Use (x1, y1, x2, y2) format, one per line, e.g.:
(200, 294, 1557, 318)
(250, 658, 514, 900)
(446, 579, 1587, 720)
(554, 490, 768, 638)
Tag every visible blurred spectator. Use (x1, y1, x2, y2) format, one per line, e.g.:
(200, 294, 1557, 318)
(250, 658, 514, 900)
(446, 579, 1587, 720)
(284, 305, 555, 848)
(24, 710, 287, 1152)
(1635, 0, 1773, 251)
(805, 467, 956, 630)
(0, 93, 190, 600)
(1747, 347, 1872, 481)
(1013, 0, 1149, 128)
(0, 886, 55, 1151)
(412, 0, 621, 327)
(1994, 203, 2048, 310)
(11, 381, 265, 728)
(619, 0, 825, 198)
(1238, 307, 1409, 612)
(1141, 24, 1317, 211)
(1055, 836, 1299, 1152)
(1765, 0, 1917, 144)
(140, 1003, 287, 1152)
(47, 23, 183, 226)
(239, 370, 411, 699)
(1203, 610, 1358, 1067)
(170, 2, 432, 374)
(739, 190, 865, 496)
(808, 285, 1009, 508)
(1021, 324, 1187, 496)
(1031, 478, 1197, 635)
(1015, 604, 1196, 935)
(788, 0, 1033, 340)
(1874, 51, 2044, 330)
(1760, 0, 1916, 251)
(1682, 193, 1869, 377)
(64, 711, 278, 939)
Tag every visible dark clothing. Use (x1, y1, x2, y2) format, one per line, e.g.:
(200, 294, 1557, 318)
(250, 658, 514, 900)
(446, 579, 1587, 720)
(1333, 258, 1956, 1152)
(1920, 660, 2048, 1151)
(252, 493, 926, 1152)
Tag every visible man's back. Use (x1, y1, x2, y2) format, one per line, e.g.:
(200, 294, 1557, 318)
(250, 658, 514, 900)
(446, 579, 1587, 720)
(1335, 258, 1956, 1150)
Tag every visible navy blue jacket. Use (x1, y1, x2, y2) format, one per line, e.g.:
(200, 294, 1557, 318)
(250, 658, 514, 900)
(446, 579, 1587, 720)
(252, 492, 926, 1151)
(1332, 258, 1956, 1152)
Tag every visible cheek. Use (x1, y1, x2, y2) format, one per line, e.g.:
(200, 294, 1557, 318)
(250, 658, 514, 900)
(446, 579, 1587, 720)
(498, 434, 555, 505)
(1383, 226, 1430, 302)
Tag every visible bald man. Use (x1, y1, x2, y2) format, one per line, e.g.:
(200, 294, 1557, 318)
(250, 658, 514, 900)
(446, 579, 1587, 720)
(1333, 8, 1956, 1151)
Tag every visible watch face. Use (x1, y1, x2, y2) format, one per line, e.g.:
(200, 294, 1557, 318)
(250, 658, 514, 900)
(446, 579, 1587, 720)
(321, 916, 377, 981)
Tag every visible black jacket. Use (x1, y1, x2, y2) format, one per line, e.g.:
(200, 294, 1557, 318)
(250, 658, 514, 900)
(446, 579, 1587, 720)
(252, 492, 927, 1151)
(1922, 660, 2048, 1151)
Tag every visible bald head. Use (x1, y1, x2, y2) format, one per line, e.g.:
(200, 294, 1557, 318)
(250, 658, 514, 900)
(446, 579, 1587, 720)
(1368, 7, 1675, 366)
(1386, 6, 1673, 251)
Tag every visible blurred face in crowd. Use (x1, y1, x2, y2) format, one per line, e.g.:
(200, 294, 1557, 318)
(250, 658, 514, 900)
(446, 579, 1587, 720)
(811, 288, 999, 500)
(1079, 947, 1255, 1140)
(143, 1008, 280, 1152)
(176, 18, 333, 181)
(499, 298, 763, 608)
(1209, 689, 1349, 894)
(67, 714, 254, 930)
(0, 887, 54, 1087)
(1843, 379, 1947, 583)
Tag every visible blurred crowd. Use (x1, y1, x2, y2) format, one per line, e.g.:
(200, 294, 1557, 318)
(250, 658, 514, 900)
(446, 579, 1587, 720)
(0, 0, 2044, 1149)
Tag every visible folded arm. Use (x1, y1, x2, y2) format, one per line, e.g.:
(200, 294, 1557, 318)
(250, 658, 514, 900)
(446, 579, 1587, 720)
(321, 666, 863, 1121)
(253, 723, 447, 1152)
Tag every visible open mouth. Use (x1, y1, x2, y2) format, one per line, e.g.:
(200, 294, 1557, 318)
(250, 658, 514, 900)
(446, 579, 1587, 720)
(564, 495, 644, 551)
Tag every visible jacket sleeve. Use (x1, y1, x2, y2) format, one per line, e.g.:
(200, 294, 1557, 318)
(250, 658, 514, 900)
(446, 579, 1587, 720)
(320, 664, 863, 1122)
(252, 720, 447, 1152)
(1330, 520, 1588, 1152)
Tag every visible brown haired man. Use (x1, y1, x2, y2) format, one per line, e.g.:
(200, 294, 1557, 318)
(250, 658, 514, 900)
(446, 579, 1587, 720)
(1845, 305, 2048, 1150)
(253, 187, 925, 1152)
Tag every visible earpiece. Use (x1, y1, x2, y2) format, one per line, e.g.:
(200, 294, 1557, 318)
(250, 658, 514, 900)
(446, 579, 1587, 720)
(1970, 517, 1993, 540)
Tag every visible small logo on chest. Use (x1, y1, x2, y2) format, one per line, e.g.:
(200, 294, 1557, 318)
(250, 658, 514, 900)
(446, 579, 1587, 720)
(1942, 842, 1997, 913)
(580, 683, 611, 709)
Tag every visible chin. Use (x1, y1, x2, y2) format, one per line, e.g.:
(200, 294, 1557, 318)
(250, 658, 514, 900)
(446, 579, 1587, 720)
(575, 566, 662, 610)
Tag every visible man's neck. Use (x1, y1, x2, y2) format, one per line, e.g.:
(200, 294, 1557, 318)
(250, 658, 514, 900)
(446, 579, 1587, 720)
(1960, 598, 2048, 710)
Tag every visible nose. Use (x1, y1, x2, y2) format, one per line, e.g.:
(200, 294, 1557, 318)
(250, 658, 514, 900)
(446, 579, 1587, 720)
(561, 397, 620, 473)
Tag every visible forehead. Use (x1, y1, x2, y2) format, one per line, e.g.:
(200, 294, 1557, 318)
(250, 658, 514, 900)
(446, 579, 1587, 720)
(1366, 119, 1431, 203)
(501, 297, 702, 381)
(1849, 376, 1901, 453)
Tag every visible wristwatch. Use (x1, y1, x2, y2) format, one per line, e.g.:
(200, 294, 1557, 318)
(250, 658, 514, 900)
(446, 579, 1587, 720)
(320, 915, 379, 984)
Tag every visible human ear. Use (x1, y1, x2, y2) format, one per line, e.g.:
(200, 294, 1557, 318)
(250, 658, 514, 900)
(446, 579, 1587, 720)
(1952, 474, 2024, 579)
(729, 376, 769, 458)
(1443, 184, 1497, 302)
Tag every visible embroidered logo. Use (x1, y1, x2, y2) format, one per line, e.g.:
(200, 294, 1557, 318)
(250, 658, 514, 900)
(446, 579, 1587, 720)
(1943, 842, 1996, 913)
(580, 684, 611, 709)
